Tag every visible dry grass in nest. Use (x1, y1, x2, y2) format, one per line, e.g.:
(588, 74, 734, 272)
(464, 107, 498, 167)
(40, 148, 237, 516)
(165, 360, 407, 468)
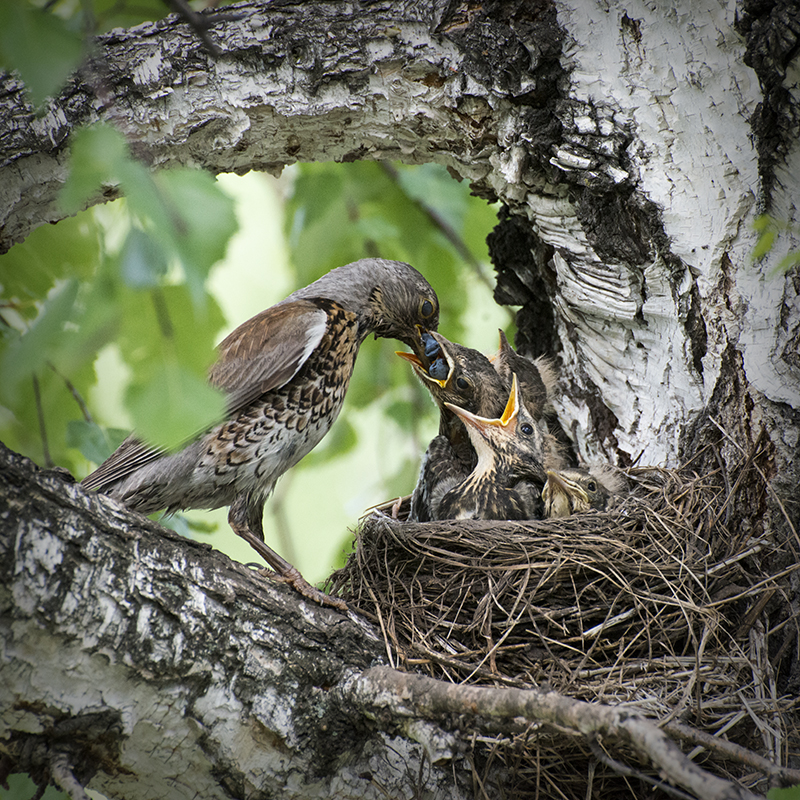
(329, 433, 800, 798)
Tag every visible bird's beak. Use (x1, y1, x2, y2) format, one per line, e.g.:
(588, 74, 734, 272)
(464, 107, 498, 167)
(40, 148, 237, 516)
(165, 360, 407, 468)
(396, 350, 423, 368)
(400, 330, 453, 388)
(545, 470, 589, 505)
(498, 374, 519, 427)
(443, 401, 491, 433)
(444, 374, 520, 433)
(409, 324, 432, 359)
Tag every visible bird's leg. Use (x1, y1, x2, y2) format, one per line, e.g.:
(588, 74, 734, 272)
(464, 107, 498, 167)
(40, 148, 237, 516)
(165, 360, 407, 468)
(228, 495, 347, 611)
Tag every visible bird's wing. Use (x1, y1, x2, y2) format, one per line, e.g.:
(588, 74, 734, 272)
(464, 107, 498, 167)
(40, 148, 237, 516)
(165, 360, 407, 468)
(209, 299, 329, 417)
(82, 300, 329, 492)
(411, 435, 470, 521)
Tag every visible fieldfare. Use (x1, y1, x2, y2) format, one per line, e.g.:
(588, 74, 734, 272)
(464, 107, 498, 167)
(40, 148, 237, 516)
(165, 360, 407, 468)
(82, 258, 439, 608)
(433, 375, 550, 521)
(541, 467, 622, 518)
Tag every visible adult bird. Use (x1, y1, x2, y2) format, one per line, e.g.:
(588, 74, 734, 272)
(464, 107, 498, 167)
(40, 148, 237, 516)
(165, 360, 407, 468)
(433, 375, 550, 521)
(541, 467, 622, 518)
(82, 258, 439, 609)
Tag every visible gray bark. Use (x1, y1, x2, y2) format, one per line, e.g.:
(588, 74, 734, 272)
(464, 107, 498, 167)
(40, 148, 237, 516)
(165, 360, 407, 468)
(0, 444, 472, 800)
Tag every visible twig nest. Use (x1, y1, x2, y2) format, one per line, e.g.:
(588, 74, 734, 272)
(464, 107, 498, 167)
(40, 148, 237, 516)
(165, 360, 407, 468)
(330, 463, 799, 798)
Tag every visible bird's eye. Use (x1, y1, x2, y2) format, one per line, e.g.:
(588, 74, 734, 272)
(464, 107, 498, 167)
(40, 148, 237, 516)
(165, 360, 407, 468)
(520, 423, 533, 435)
(456, 377, 470, 390)
(420, 299, 435, 318)
(587, 481, 597, 492)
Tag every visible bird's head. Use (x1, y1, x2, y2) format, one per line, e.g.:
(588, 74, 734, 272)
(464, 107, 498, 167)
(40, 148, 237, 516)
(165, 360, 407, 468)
(541, 467, 622, 518)
(289, 258, 439, 355)
(397, 332, 507, 416)
(490, 329, 554, 418)
(444, 374, 548, 482)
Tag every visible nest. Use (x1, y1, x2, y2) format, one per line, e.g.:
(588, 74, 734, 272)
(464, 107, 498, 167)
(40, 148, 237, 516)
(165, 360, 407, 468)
(329, 438, 800, 798)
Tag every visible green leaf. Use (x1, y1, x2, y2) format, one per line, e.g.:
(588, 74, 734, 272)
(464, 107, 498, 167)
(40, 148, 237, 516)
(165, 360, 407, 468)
(65, 419, 126, 464)
(355, 215, 400, 242)
(0, 1, 84, 107)
(156, 170, 238, 298)
(752, 228, 776, 261)
(60, 125, 132, 212)
(752, 214, 773, 233)
(776, 251, 800, 274)
(116, 283, 225, 379)
(393, 163, 469, 234)
(120, 227, 170, 289)
(125, 359, 226, 451)
(767, 785, 800, 800)
(0, 212, 100, 319)
(385, 398, 415, 429)
(0, 279, 79, 402)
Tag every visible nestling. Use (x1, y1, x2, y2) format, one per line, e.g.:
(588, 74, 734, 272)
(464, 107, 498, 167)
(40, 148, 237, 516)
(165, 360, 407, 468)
(541, 467, 623, 518)
(434, 375, 550, 521)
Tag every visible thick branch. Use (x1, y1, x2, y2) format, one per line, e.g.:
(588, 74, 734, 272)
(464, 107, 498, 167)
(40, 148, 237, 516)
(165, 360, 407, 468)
(0, 0, 532, 251)
(344, 666, 763, 800)
(0, 443, 471, 800)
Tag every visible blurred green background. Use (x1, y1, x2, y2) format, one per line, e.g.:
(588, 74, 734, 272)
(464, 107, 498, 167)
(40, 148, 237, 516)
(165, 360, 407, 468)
(0, 0, 512, 587)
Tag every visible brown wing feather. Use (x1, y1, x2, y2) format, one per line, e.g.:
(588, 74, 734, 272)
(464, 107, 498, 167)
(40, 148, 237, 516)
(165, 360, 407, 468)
(82, 299, 329, 492)
(210, 299, 328, 417)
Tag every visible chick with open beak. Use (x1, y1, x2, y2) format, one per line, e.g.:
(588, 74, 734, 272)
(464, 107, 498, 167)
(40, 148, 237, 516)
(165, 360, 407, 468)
(397, 332, 510, 520)
(432, 375, 550, 521)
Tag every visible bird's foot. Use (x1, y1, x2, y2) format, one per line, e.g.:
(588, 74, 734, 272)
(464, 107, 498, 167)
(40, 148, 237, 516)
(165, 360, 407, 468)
(257, 567, 348, 611)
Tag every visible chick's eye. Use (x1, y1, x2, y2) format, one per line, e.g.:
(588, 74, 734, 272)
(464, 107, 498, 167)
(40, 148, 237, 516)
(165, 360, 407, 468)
(420, 299, 435, 318)
(456, 377, 470, 390)
(587, 481, 597, 492)
(520, 423, 533, 436)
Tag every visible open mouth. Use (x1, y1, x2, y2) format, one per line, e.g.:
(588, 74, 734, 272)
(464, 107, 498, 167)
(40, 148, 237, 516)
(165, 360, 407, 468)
(396, 331, 453, 387)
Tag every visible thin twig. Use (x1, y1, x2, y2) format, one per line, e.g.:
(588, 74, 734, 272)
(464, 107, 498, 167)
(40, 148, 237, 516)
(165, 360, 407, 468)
(664, 721, 800, 784)
(48, 361, 93, 422)
(379, 162, 502, 296)
(32, 374, 53, 468)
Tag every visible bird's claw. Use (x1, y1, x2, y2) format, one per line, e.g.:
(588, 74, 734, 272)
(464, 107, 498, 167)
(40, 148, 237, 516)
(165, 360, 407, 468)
(257, 567, 348, 611)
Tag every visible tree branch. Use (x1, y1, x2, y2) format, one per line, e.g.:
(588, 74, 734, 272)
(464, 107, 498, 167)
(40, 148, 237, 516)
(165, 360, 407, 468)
(344, 666, 765, 800)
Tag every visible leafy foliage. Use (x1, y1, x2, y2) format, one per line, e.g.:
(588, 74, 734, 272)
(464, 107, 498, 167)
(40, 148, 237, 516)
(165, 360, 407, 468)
(0, 0, 83, 106)
(753, 215, 800, 275)
(0, 123, 234, 471)
(768, 785, 800, 800)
